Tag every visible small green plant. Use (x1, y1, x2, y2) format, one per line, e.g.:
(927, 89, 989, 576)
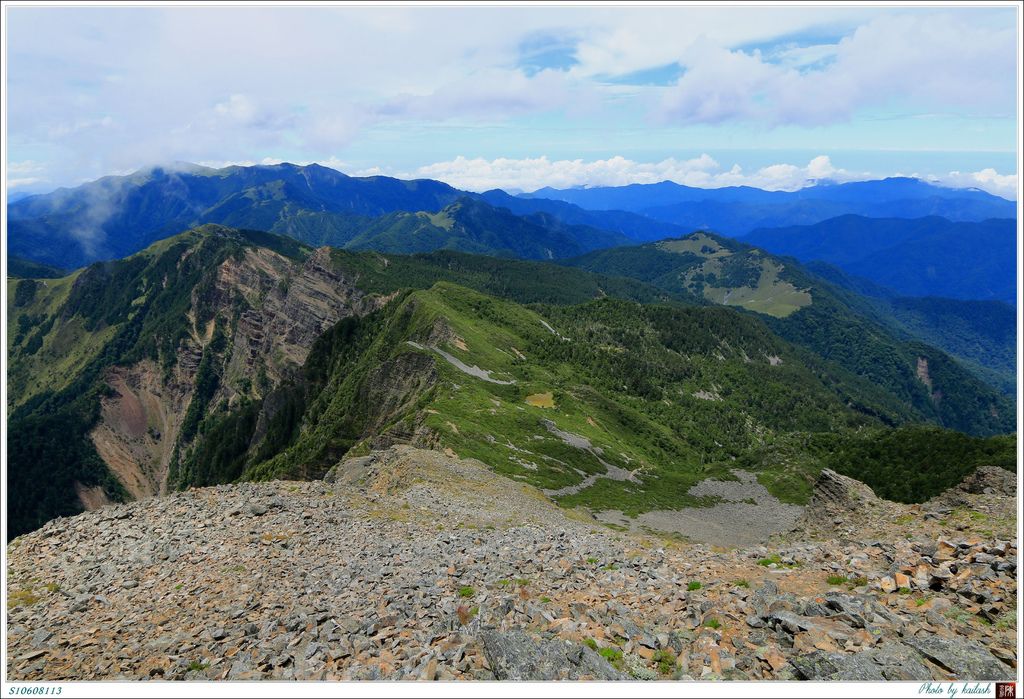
(915, 597, 929, 607)
(687, 581, 702, 591)
(9, 589, 40, 607)
(187, 660, 209, 672)
(653, 649, 677, 675)
(944, 606, 972, 625)
(704, 618, 721, 629)
(44, 582, 61, 593)
(540, 596, 552, 603)
(847, 576, 868, 588)
(496, 579, 511, 587)
(897, 587, 912, 595)
(826, 575, 848, 585)
(175, 583, 184, 590)
(734, 579, 750, 588)
(587, 557, 599, 564)
(458, 586, 475, 598)
(757, 554, 781, 567)
(584, 638, 599, 651)
(599, 646, 624, 669)
(515, 578, 529, 586)
(602, 563, 619, 571)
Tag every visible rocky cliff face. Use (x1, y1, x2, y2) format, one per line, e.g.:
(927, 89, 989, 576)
(82, 244, 390, 505)
(6, 449, 1016, 682)
(89, 359, 193, 498)
(216, 247, 382, 394)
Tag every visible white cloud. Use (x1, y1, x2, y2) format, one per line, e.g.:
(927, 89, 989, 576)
(213, 94, 259, 124)
(657, 13, 1017, 126)
(8, 177, 43, 189)
(47, 115, 115, 139)
(381, 154, 1016, 200)
(376, 68, 575, 121)
(7, 160, 49, 190)
(395, 154, 866, 193)
(936, 168, 1018, 200)
(4, 7, 1016, 189)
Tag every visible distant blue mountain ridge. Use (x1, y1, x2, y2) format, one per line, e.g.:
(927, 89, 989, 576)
(743, 215, 1017, 305)
(521, 177, 1015, 235)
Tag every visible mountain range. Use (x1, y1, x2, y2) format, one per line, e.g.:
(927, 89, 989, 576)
(4, 162, 1018, 541)
(8, 163, 677, 270)
(7, 224, 1015, 538)
(524, 178, 1016, 235)
(742, 215, 1017, 304)
(8, 163, 1016, 272)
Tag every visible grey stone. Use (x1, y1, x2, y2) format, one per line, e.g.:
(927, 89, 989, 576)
(479, 630, 624, 680)
(904, 637, 1012, 680)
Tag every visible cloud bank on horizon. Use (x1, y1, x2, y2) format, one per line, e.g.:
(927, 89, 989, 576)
(364, 154, 1018, 199)
(5, 5, 1019, 199)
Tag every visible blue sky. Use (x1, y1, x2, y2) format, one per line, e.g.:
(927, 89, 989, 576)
(5, 5, 1019, 197)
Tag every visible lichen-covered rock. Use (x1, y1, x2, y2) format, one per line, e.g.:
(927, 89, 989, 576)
(479, 630, 624, 680)
(903, 637, 1012, 680)
(952, 465, 1016, 497)
(793, 468, 883, 536)
(791, 643, 933, 681)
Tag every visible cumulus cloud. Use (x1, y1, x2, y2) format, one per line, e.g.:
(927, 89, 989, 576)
(657, 13, 1017, 126)
(935, 168, 1019, 200)
(4, 7, 1017, 190)
(395, 154, 866, 193)
(379, 154, 1017, 200)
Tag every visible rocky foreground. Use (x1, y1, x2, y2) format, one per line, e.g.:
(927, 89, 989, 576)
(6, 447, 1018, 681)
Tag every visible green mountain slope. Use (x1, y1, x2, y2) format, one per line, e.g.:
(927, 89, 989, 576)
(804, 261, 1016, 396)
(342, 198, 629, 259)
(7, 256, 67, 279)
(4, 227, 680, 537)
(561, 233, 1014, 436)
(7, 226, 1015, 541)
(223, 283, 915, 511)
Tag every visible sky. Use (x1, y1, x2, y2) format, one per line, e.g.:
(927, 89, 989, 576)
(5, 4, 1020, 198)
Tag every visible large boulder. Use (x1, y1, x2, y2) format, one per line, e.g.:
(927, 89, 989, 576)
(795, 469, 880, 534)
(903, 637, 1012, 680)
(792, 637, 1012, 681)
(479, 630, 625, 681)
(953, 465, 1016, 497)
(928, 464, 1018, 509)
